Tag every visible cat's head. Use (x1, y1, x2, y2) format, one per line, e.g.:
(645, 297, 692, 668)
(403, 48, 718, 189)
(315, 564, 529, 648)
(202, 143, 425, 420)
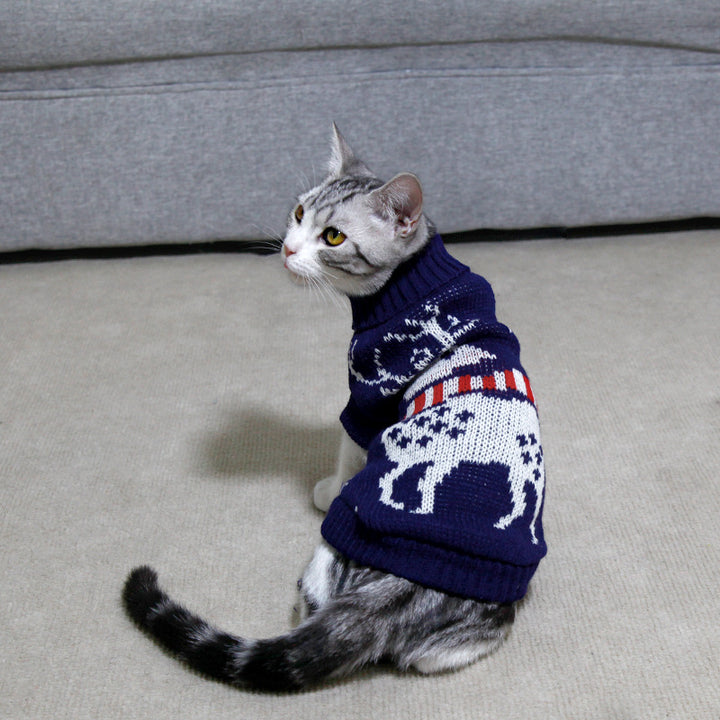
(282, 125, 430, 297)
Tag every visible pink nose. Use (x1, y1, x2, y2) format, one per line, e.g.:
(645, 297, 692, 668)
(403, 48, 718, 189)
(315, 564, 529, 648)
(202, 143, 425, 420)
(283, 246, 296, 268)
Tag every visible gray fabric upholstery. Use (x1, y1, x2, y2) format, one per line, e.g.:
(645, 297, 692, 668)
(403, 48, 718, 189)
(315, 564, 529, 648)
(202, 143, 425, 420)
(2, 2, 720, 250)
(4, 1, 720, 69)
(2, 230, 718, 717)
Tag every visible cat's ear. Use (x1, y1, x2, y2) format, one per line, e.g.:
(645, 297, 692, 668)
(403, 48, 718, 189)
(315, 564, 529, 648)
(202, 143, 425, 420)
(369, 173, 424, 239)
(327, 123, 372, 178)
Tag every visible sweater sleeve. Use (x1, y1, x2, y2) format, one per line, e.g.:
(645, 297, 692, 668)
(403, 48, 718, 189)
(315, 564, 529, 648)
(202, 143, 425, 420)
(340, 395, 395, 450)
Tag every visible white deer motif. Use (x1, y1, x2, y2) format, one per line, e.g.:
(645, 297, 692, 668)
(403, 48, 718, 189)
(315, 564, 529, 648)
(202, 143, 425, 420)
(378, 393, 544, 544)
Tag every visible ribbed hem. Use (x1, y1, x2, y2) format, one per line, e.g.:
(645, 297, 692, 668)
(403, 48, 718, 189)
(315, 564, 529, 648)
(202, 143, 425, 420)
(349, 235, 470, 330)
(321, 497, 538, 604)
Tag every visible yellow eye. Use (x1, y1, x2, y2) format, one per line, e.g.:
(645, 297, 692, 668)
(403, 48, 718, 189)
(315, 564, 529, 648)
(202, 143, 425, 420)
(294, 205, 304, 223)
(322, 227, 346, 246)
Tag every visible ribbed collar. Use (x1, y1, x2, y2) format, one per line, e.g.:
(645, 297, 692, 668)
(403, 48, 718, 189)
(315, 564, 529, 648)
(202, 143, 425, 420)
(349, 234, 469, 330)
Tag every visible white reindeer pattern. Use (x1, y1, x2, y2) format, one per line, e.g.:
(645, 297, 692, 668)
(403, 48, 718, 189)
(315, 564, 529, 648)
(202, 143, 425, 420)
(378, 392, 544, 544)
(349, 302, 543, 544)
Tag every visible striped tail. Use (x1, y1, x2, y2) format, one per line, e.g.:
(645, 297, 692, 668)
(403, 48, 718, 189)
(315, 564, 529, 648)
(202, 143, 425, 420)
(122, 566, 372, 692)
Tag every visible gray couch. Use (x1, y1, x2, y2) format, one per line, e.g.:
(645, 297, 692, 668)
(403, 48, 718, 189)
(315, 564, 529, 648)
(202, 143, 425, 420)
(2, 1, 720, 251)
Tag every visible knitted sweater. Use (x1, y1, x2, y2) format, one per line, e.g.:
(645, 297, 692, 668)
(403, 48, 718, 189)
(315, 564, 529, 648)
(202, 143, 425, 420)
(321, 235, 546, 604)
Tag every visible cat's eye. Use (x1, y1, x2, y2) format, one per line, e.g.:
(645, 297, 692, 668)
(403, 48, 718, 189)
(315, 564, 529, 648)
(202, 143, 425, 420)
(294, 205, 304, 223)
(322, 227, 346, 247)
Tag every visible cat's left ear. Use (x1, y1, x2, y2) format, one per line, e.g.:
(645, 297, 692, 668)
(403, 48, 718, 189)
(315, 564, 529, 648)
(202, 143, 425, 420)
(369, 173, 423, 239)
(327, 123, 372, 178)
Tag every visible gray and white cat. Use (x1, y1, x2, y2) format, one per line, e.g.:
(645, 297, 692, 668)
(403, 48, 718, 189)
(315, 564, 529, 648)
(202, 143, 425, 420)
(123, 126, 523, 692)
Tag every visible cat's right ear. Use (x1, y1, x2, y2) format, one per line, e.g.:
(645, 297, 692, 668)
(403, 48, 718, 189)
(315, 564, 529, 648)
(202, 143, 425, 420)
(327, 123, 372, 178)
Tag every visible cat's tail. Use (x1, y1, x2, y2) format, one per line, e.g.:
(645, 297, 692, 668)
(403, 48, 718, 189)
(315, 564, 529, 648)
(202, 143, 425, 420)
(123, 565, 382, 692)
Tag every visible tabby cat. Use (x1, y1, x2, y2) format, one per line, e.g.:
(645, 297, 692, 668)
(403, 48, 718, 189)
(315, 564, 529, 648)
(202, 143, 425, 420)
(123, 125, 546, 692)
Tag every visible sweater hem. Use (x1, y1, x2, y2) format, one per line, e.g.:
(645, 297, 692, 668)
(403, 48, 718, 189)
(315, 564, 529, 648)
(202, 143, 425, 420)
(321, 497, 537, 604)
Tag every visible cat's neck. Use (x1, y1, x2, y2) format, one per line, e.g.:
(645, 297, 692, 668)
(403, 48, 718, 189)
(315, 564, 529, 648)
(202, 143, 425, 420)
(348, 234, 470, 330)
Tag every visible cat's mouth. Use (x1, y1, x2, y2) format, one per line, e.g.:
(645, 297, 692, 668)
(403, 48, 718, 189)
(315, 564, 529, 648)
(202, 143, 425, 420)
(283, 248, 309, 285)
(282, 248, 297, 274)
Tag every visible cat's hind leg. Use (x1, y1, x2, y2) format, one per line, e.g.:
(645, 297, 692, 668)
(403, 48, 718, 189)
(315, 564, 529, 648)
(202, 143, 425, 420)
(296, 540, 352, 620)
(404, 600, 515, 674)
(410, 640, 502, 674)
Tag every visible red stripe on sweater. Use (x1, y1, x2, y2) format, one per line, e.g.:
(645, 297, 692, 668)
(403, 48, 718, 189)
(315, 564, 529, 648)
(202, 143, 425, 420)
(525, 377, 534, 404)
(406, 370, 536, 419)
(504, 370, 517, 391)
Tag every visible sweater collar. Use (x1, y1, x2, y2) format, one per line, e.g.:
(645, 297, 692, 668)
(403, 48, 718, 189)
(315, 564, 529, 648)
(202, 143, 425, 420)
(348, 234, 469, 330)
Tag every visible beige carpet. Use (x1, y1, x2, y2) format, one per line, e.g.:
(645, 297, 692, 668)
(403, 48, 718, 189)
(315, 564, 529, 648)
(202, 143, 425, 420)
(2, 231, 718, 719)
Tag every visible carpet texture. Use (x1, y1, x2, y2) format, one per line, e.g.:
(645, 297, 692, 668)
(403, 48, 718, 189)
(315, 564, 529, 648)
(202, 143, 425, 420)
(1, 231, 718, 718)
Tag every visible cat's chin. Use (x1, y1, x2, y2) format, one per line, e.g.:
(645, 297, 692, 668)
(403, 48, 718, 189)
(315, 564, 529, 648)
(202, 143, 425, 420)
(284, 268, 311, 288)
(285, 269, 302, 284)
(341, 271, 393, 298)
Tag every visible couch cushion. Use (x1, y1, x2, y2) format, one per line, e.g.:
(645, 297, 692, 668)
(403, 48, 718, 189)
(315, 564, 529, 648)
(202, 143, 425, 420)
(2, 0, 720, 71)
(2, 40, 719, 250)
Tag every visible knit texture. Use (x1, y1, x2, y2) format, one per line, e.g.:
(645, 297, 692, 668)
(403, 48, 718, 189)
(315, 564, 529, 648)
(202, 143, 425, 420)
(321, 235, 546, 603)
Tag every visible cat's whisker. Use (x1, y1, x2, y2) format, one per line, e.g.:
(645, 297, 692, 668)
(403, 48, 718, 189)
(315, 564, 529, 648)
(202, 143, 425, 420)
(241, 239, 283, 254)
(232, 214, 285, 253)
(315, 281, 334, 308)
(297, 168, 313, 194)
(302, 264, 345, 310)
(318, 272, 348, 312)
(321, 284, 345, 313)
(316, 276, 340, 310)
(250, 224, 284, 250)
(306, 272, 341, 310)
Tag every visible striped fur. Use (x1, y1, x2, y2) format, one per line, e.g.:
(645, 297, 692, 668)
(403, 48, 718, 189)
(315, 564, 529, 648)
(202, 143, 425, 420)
(123, 542, 514, 692)
(282, 125, 431, 297)
(122, 127, 517, 692)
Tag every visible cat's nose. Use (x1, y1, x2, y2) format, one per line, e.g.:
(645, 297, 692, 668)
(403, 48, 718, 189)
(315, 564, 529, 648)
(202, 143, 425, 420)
(283, 245, 296, 268)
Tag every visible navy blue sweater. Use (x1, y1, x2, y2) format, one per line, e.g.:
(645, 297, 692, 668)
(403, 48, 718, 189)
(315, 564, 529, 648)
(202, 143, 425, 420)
(321, 235, 546, 603)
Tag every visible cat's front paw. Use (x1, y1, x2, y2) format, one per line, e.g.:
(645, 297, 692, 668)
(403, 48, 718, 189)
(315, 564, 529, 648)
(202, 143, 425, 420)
(313, 476, 340, 512)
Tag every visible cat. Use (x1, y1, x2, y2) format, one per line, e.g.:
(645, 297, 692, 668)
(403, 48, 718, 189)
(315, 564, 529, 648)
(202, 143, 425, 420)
(123, 125, 546, 692)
